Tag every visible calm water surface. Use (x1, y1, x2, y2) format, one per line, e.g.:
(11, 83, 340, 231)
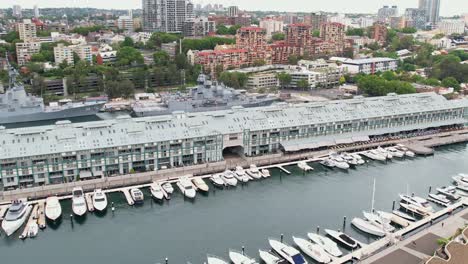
(1, 144, 467, 264)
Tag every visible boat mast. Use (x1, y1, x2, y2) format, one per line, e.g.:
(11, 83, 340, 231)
(371, 178, 376, 212)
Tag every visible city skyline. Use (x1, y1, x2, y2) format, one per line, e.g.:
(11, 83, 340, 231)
(0, 0, 466, 16)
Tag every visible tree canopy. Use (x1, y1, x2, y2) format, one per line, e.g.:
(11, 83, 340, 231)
(357, 73, 416, 96)
(218, 72, 248, 89)
(116, 46, 144, 66)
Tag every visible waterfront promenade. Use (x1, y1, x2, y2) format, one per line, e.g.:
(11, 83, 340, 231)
(1, 129, 468, 203)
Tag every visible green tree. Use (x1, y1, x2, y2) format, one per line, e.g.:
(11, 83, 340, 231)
(339, 76, 346, 85)
(116, 46, 144, 66)
(1, 31, 20, 43)
(153, 50, 170, 66)
(441, 77, 460, 91)
(312, 30, 320, 38)
(346, 28, 364, 36)
(276, 72, 292, 89)
(297, 79, 309, 90)
(400, 27, 417, 34)
(121, 37, 135, 48)
(253, 59, 266, 67)
(272, 33, 285, 41)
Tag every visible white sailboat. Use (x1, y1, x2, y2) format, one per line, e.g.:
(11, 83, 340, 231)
(1, 200, 32, 236)
(247, 164, 263, 179)
(92, 189, 108, 211)
(351, 217, 386, 237)
(362, 179, 395, 233)
(229, 249, 258, 264)
(72, 187, 87, 216)
(269, 238, 308, 264)
(324, 229, 359, 249)
(292, 236, 331, 263)
(177, 176, 197, 198)
(307, 232, 342, 257)
(259, 249, 288, 264)
(45, 196, 62, 221)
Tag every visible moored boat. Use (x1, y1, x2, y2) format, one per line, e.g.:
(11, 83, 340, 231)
(297, 161, 314, 171)
(233, 167, 250, 183)
(259, 249, 288, 264)
(177, 177, 197, 199)
(385, 147, 405, 158)
(307, 232, 342, 257)
(320, 158, 336, 168)
(361, 150, 386, 161)
(436, 186, 460, 201)
(210, 174, 225, 187)
(130, 188, 144, 204)
(351, 217, 386, 237)
(45, 196, 62, 221)
(269, 238, 308, 264)
(150, 183, 165, 200)
(261, 168, 271, 178)
(247, 164, 263, 179)
(363, 211, 395, 232)
(72, 187, 87, 216)
(399, 194, 434, 213)
(229, 249, 258, 264)
(428, 193, 450, 207)
(161, 182, 174, 194)
(192, 177, 209, 192)
(392, 210, 416, 222)
(399, 202, 430, 218)
(1, 200, 32, 236)
(207, 254, 229, 264)
(292, 236, 331, 263)
(324, 229, 359, 249)
(92, 189, 108, 212)
(27, 221, 39, 238)
(222, 170, 238, 186)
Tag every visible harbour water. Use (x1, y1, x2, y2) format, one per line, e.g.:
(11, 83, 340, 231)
(1, 144, 467, 263)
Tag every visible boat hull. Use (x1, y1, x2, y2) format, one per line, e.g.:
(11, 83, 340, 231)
(2, 205, 32, 236)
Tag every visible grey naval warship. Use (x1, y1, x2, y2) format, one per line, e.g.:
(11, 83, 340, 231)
(0, 57, 107, 125)
(132, 74, 278, 117)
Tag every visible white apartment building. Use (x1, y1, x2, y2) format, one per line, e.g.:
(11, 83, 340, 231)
(437, 20, 466, 35)
(332, 57, 398, 74)
(54, 44, 92, 65)
(15, 41, 41, 65)
(117, 16, 134, 32)
(17, 19, 37, 41)
(259, 18, 284, 39)
(143, 0, 194, 33)
(247, 73, 279, 89)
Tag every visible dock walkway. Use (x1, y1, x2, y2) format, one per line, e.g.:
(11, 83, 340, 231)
(85, 193, 94, 212)
(37, 201, 46, 229)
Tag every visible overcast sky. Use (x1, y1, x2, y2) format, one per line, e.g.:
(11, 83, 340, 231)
(0, 0, 466, 16)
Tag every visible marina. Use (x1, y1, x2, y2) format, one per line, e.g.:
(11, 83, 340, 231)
(1, 144, 468, 263)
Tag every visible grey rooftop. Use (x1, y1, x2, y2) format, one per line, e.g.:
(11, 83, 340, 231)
(0, 92, 467, 159)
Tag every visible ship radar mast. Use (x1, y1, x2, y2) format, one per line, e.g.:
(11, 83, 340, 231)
(5, 52, 20, 90)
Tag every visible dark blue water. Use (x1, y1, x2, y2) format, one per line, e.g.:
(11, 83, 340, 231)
(1, 144, 466, 264)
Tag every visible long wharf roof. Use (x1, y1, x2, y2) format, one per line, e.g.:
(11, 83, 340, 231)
(0, 92, 467, 159)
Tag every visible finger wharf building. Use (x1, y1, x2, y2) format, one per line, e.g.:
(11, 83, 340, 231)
(1, 92, 467, 190)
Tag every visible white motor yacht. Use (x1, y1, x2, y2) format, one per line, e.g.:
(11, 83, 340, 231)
(207, 254, 229, 264)
(399, 194, 434, 213)
(395, 144, 415, 157)
(92, 189, 108, 211)
(292, 236, 331, 263)
(340, 153, 359, 166)
(399, 202, 430, 218)
(351, 217, 386, 237)
(192, 177, 209, 192)
(269, 238, 308, 264)
(233, 167, 250, 183)
(45, 196, 62, 221)
(307, 233, 342, 257)
(27, 221, 39, 238)
(320, 158, 336, 168)
(363, 211, 395, 232)
(150, 183, 165, 200)
(177, 177, 196, 199)
(210, 174, 225, 187)
(329, 154, 349, 170)
(161, 182, 174, 194)
(428, 194, 451, 207)
(72, 187, 87, 216)
(130, 188, 144, 204)
(1, 200, 32, 236)
(259, 249, 288, 264)
(361, 150, 386, 161)
(324, 229, 359, 249)
(229, 249, 258, 264)
(376, 147, 393, 159)
(350, 153, 365, 165)
(247, 164, 263, 179)
(436, 186, 460, 200)
(386, 147, 405, 158)
(261, 168, 271, 178)
(297, 161, 313, 172)
(222, 170, 238, 186)
(452, 174, 468, 185)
